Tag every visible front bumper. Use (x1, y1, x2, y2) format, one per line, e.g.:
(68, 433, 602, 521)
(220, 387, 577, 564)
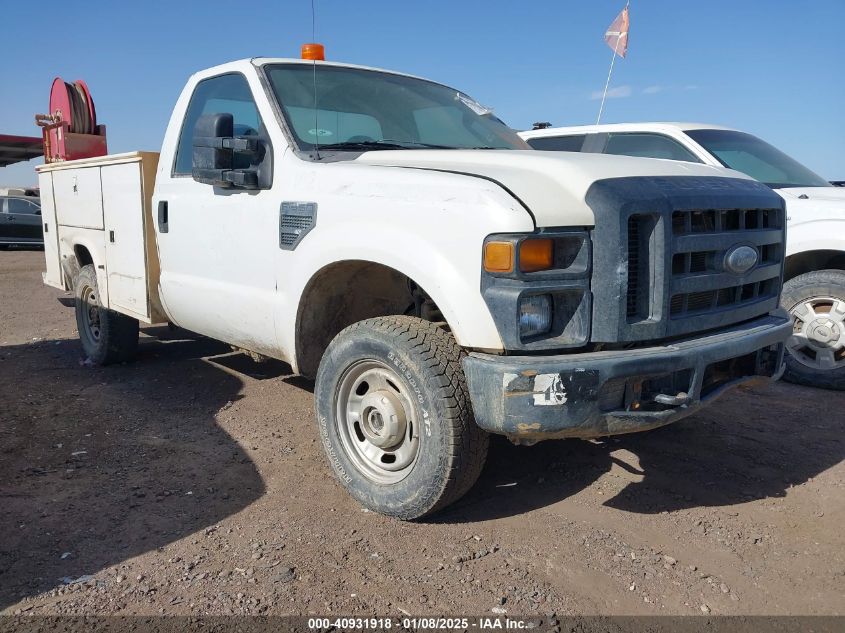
(462, 310, 791, 441)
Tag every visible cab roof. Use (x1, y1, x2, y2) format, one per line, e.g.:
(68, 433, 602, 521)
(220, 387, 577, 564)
(520, 122, 738, 139)
(190, 57, 432, 85)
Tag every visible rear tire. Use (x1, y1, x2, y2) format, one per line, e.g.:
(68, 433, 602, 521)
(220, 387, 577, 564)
(315, 316, 488, 520)
(782, 269, 845, 390)
(74, 264, 139, 365)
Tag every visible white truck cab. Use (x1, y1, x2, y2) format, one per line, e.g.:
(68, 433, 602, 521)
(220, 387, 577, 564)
(39, 59, 791, 518)
(522, 123, 845, 390)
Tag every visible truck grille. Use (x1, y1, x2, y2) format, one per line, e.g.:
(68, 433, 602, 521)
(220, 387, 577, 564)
(671, 208, 779, 235)
(587, 175, 786, 344)
(626, 216, 641, 317)
(625, 206, 783, 324)
(663, 208, 783, 319)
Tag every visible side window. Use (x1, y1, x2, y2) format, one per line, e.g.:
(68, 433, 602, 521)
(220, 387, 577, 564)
(7, 198, 40, 214)
(173, 74, 263, 175)
(603, 133, 701, 162)
(526, 135, 587, 152)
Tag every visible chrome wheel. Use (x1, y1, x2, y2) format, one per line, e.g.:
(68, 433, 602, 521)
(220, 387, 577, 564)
(786, 296, 845, 370)
(334, 360, 420, 484)
(81, 285, 102, 342)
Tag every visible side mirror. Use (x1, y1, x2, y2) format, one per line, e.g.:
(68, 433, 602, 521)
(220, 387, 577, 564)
(191, 113, 261, 189)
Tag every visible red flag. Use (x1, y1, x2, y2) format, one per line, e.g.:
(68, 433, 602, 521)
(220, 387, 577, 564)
(604, 7, 630, 58)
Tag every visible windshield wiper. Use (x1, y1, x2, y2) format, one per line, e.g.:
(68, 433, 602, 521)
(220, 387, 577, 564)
(316, 141, 407, 151)
(316, 140, 454, 151)
(380, 140, 454, 149)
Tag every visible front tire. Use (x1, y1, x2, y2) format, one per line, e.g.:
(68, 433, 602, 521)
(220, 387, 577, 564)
(74, 264, 139, 365)
(782, 269, 845, 390)
(315, 316, 488, 520)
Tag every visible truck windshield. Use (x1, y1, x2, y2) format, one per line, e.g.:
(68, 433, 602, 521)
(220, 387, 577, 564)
(264, 63, 529, 152)
(686, 129, 831, 189)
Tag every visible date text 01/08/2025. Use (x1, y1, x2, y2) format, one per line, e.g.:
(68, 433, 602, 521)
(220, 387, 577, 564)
(306, 616, 531, 630)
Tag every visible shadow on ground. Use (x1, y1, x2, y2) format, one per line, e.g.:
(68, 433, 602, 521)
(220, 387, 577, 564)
(0, 331, 265, 609)
(3, 320, 843, 591)
(440, 382, 845, 523)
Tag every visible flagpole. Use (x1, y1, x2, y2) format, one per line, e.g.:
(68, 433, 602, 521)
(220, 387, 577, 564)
(596, 43, 620, 125)
(596, 0, 629, 125)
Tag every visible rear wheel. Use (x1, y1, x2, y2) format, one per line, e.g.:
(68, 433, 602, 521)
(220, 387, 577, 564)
(782, 270, 845, 390)
(315, 316, 488, 520)
(74, 264, 139, 365)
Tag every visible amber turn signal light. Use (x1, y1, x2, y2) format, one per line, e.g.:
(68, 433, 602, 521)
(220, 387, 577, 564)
(519, 238, 554, 272)
(483, 241, 515, 273)
(301, 43, 325, 60)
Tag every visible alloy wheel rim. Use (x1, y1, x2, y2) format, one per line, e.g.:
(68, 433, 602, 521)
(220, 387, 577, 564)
(786, 295, 845, 370)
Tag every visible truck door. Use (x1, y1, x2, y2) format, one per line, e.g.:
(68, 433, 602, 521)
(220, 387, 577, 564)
(153, 73, 281, 357)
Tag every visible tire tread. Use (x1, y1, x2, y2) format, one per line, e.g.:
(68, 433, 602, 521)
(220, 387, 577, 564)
(74, 265, 139, 366)
(323, 315, 488, 519)
(782, 269, 845, 391)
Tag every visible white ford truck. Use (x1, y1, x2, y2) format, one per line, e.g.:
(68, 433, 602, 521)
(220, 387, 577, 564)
(522, 123, 845, 390)
(39, 58, 791, 519)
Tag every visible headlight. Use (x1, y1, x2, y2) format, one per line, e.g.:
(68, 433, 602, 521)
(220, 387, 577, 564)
(480, 230, 591, 351)
(519, 294, 552, 339)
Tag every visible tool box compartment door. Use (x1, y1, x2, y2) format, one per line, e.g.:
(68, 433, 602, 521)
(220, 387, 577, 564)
(51, 166, 104, 230)
(38, 173, 65, 289)
(101, 161, 150, 320)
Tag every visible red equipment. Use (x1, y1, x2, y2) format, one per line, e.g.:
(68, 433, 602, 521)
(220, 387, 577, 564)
(35, 78, 107, 163)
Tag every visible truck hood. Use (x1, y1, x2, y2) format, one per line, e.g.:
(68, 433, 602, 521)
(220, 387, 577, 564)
(777, 187, 845, 203)
(355, 149, 749, 226)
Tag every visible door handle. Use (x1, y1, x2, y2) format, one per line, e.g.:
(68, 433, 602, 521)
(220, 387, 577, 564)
(157, 201, 169, 233)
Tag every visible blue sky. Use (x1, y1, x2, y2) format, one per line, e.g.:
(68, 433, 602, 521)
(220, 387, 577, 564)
(2, 0, 842, 185)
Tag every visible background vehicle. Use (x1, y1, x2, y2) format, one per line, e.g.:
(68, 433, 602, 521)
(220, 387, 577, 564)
(0, 195, 43, 248)
(522, 123, 845, 390)
(39, 59, 790, 519)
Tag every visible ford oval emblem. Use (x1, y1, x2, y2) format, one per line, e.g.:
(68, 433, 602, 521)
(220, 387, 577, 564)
(724, 245, 759, 275)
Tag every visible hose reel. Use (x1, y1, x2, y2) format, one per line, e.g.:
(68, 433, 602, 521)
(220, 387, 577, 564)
(35, 77, 107, 163)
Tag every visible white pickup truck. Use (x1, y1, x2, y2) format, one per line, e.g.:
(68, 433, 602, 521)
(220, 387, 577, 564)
(522, 123, 845, 390)
(39, 58, 791, 519)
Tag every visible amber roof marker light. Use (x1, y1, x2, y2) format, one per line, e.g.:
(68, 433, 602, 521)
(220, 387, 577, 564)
(301, 43, 325, 60)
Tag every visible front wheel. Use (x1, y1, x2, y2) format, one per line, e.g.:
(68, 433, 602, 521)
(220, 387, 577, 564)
(314, 316, 488, 520)
(74, 264, 139, 365)
(782, 269, 845, 390)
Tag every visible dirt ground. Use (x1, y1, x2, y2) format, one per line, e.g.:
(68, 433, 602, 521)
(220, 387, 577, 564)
(1, 249, 843, 618)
